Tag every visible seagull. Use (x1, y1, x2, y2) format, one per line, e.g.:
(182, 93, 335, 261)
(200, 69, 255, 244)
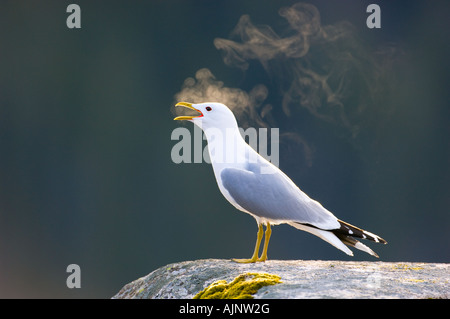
(174, 101, 387, 263)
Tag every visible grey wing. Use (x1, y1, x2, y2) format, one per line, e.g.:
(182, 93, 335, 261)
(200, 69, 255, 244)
(220, 167, 340, 230)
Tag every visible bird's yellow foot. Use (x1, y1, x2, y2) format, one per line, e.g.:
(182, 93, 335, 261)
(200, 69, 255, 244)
(232, 223, 271, 263)
(257, 255, 268, 262)
(231, 255, 267, 263)
(232, 257, 259, 263)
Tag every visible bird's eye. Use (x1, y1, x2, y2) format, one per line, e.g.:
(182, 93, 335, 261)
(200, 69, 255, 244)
(205, 106, 212, 111)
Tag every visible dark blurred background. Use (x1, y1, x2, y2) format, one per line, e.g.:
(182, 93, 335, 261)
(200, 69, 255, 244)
(0, 0, 448, 298)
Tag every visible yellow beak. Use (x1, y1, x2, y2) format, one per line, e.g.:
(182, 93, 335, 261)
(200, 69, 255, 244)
(173, 102, 203, 120)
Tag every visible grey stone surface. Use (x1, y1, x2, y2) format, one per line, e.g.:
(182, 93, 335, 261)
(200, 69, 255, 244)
(112, 259, 449, 299)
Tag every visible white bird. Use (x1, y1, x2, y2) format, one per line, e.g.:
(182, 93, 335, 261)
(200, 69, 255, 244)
(174, 101, 387, 263)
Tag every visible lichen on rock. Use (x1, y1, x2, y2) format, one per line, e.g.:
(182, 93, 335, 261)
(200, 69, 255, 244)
(194, 273, 282, 299)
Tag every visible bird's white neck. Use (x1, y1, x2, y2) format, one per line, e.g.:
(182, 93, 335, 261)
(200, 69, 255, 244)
(202, 126, 254, 170)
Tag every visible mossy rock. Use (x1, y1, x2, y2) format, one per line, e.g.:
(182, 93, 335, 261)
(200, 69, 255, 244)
(112, 259, 450, 299)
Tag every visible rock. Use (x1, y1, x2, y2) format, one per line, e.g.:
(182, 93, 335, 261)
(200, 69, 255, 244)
(112, 259, 449, 299)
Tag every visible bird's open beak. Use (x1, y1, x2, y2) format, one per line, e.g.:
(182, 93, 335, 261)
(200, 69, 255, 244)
(174, 102, 203, 120)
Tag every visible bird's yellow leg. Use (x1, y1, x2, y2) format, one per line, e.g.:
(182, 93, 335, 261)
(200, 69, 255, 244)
(258, 223, 271, 262)
(233, 224, 264, 263)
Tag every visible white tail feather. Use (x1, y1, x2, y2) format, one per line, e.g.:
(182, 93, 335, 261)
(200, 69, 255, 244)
(289, 222, 354, 256)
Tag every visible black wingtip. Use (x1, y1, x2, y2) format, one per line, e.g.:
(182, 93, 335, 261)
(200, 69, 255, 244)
(336, 219, 387, 244)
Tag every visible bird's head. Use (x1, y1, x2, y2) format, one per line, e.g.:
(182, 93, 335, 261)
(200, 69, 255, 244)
(174, 102, 238, 131)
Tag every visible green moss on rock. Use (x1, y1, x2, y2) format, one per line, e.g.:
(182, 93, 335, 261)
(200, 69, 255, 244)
(194, 272, 282, 299)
